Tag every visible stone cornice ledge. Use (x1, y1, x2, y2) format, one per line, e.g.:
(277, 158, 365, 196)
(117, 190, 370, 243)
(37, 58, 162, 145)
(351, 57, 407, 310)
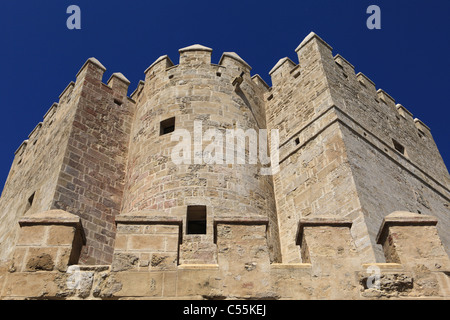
(19, 210, 81, 227)
(296, 216, 353, 245)
(115, 212, 182, 225)
(214, 216, 269, 226)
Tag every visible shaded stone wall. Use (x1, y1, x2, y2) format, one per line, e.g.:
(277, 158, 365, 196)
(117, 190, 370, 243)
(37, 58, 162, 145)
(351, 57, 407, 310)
(0, 80, 79, 263)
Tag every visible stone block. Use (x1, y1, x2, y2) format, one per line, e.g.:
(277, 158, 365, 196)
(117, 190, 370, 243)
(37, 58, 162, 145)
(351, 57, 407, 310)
(129, 235, 165, 251)
(46, 225, 76, 246)
(25, 247, 58, 271)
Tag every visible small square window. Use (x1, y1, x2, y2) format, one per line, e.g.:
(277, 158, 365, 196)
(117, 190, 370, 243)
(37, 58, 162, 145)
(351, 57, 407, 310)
(392, 139, 405, 155)
(186, 205, 207, 235)
(160, 117, 175, 135)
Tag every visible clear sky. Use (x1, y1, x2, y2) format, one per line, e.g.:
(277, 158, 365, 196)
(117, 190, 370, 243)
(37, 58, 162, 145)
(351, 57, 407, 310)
(0, 0, 449, 191)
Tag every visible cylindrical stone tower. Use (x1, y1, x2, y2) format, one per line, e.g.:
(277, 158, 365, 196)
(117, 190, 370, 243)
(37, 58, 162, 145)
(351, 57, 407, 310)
(121, 45, 280, 264)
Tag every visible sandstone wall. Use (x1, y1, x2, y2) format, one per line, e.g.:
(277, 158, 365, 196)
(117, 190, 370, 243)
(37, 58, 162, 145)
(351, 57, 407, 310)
(266, 33, 450, 264)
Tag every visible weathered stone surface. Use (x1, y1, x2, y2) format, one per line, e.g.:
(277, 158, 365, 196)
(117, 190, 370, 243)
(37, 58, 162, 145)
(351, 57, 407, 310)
(26, 253, 55, 271)
(359, 273, 414, 298)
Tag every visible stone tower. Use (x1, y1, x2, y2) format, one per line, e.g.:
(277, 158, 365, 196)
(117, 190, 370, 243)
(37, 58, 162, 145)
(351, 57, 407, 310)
(0, 32, 449, 300)
(266, 33, 450, 264)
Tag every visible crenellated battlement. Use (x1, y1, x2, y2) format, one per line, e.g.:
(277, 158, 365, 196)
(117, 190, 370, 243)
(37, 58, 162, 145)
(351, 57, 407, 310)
(143, 45, 268, 98)
(11, 57, 135, 166)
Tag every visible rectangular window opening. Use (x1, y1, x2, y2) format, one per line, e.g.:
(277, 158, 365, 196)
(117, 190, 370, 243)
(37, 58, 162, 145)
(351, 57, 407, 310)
(160, 117, 175, 136)
(392, 139, 405, 155)
(187, 205, 207, 235)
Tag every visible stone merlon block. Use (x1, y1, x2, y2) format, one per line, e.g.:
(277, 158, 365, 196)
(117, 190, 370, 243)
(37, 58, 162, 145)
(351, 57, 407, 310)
(396, 104, 414, 120)
(19, 209, 86, 243)
(14, 210, 86, 272)
(179, 44, 212, 65)
(219, 52, 252, 72)
(75, 57, 107, 82)
(376, 211, 438, 245)
(376, 211, 449, 271)
(213, 216, 269, 243)
(108, 72, 130, 86)
(377, 89, 396, 107)
(414, 118, 431, 134)
(269, 57, 296, 76)
(334, 54, 354, 69)
(144, 55, 175, 75)
(107, 72, 131, 96)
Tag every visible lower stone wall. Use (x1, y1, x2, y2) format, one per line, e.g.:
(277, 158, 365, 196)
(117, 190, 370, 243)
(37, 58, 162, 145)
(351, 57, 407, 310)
(0, 210, 449, 300)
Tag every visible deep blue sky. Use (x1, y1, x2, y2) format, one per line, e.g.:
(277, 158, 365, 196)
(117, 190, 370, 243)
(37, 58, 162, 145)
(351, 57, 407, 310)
(0, 0, 449, 191)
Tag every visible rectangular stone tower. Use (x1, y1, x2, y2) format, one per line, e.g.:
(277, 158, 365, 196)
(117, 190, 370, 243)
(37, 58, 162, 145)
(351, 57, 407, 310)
(266, 32, 450, 264)
(0, 58, 135, 265)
